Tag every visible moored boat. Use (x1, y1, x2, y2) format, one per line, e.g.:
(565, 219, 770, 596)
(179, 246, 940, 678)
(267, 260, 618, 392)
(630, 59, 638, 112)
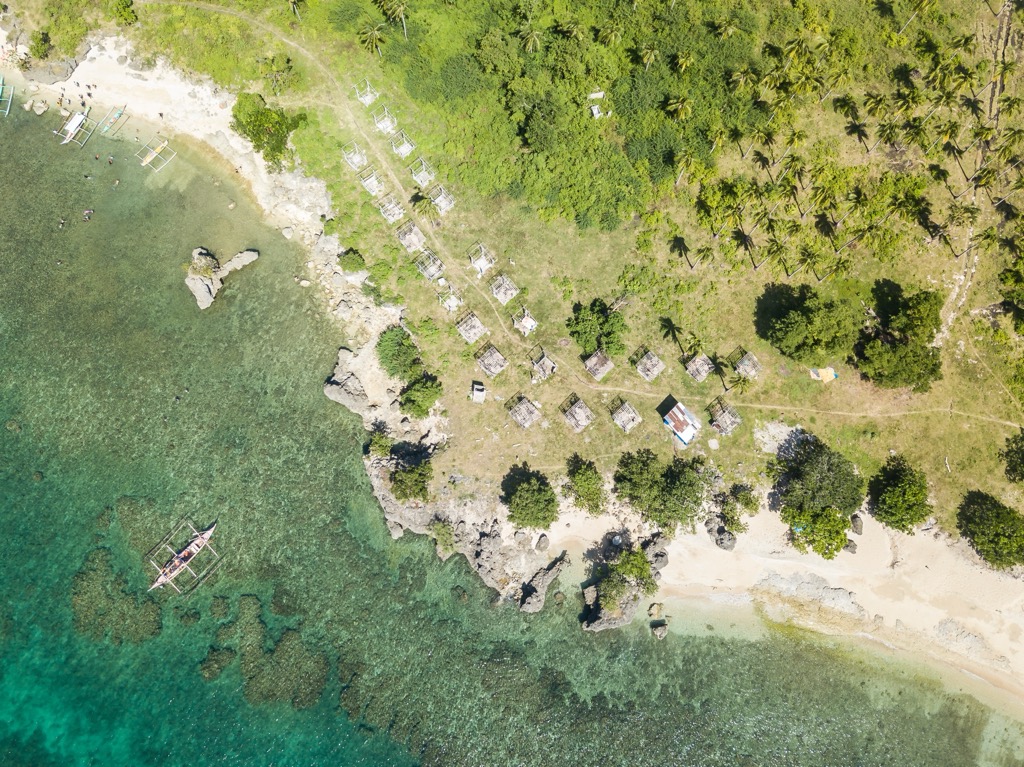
(149, 523, 216, 590)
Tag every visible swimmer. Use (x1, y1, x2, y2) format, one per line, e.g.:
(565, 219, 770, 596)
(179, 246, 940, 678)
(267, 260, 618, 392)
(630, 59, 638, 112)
(58, 218, 65, 230)
(113, 179, 120, 188)
(94, 154, 100, 160)
(108, 156, 114, 165)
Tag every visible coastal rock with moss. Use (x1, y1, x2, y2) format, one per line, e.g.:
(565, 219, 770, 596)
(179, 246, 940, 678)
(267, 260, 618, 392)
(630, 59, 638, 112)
(185, 246, 258, 309)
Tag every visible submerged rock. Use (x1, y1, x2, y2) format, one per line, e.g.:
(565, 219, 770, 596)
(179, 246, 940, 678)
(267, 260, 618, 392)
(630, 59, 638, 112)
(651, 622, 668, 640)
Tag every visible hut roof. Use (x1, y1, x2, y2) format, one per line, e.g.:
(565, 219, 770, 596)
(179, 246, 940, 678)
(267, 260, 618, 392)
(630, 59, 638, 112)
(584, 349, 614, 381)
(508, 394, 541, 428)
(396, 221, 426, 253)
(561, 394, 594, 433)
(490, 274, 520, 305)
(513, 308, 538, 337)
(664, 402, 701, 445)
(531, 350, 557, 381)
(476, 344, 508, 377)
(415, 249, 445, 281)
(635, 350, 665, 382)
(612, 401, 642, 433)
(456, 312, 488, 344)
(707, 397, 742, 436)
(685, 353, 714, 382)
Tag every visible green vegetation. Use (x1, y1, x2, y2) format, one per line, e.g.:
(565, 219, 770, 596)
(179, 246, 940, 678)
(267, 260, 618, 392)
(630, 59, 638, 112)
(338, 249, 367, 273)
(376, 325, 423, 380)
(399, 374, 443, 418)
(564, 454, 607, 516)
(613, 449, 709, 532)
(40, 0, 90, 56)
(857, 287, 943, 392)
(367, 428, 394, 458)
(390, 459, 433, 502)
(428, 520, 456, 555)
(999, 429, 1024, 484)
(231, 93, 306, 170)
(868, 454, 932, 533)
(28, 30, 51, 61)
(598, 547, 657, 604)
(956, 491, 1024, 569)
(111, 0, 137, 26)
(775, 436, 864, 558)
(759, 284, 859, 364)
(566, 298, 627, 356)
(502, 464, 559, 529)
(720, 484, 759, 534)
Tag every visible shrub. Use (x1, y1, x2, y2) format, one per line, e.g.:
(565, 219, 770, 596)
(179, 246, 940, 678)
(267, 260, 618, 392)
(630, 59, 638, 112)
(566, 298, 628, 357)
(956, 491, 1024, 569)
(367, 429, 394, 458)
(720, 484, 759, 534)
(231, 92, 306, 170)
(111, 0, 137, 26)
(28, 30, 52, 60)
(399, 375, 443, 418)
(564, 454, 606, 516)
(338, 249, 366, 273)
(376, 325, 422, 381)
(599, 548, 657, 604)
(502, 464, 559, 529)
(868, 454, 932, 533)
(429, 520, 455, 554)
(999, 428, 1024, 484)
(391, 460, 433, 502)
(759, 285, 859, 364)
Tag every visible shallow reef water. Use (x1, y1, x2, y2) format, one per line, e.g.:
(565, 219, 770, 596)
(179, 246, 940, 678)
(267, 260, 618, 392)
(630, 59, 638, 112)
(2, 104, 1024, 767)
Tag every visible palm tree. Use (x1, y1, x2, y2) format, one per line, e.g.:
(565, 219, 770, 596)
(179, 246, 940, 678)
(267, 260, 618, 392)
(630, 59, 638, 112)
(774, 127, 806, 166)
(675, 52, 694, 74)
(519, 24, 542, 53)
(666, 95, 692, 122)
(729, 67, 755, 96)
(641, 45, 660, 72)
(359, 23, 386, 57)
(728, 372, 752, 394)
(832, 94, 860, 121)
(996, 175, 1024, 206)
(899, 0, 935, 36)
(863, 91, 887, 119)
(691, 246, 716, 270)
(558, 19, 585, 42)
(715, 18, 739, 39)
(380, 0, 408, 39)
(845, 120, 870, 152)
(707, 125, 727, 154)
(597, 22, 623, 46)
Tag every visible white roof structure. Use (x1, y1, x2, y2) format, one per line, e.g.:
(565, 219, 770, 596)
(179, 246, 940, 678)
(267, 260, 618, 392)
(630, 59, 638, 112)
(429, 185, 455, 216)
(686, 353, 714, 382)
(456, 312, 488, 344)
(358, 167, 384, 197)
(342, 141, 367, 171)
(409, 157, 435, 187)
(415, 248, 445, 282)
(490, 274, 520, 305)
(391, 130, 415, 159)
(664, 402, 701, 446)
(612, 401, 642, 433)
(635, 350, 665, 382)
(354, 79, 379, 107)
(377, 194, 405, 223)
(470, 381, 486, 404)
(561, 394, 594, 433)
(372, 105, 397, 135)
(508, 394, 541, 428)
(396, 221, 427, 253)
(512, 307, 538, 337)
(439, 287, 463, 313)
(476, 344, 508, 377)
(468, 242, 496, 277)
(584, 350, 614, 381)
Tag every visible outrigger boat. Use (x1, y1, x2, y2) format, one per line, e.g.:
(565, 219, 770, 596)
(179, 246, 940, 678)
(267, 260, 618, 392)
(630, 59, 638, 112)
(149, 522, 217, 591)
(140, 138, 169, 167)
(100, 104, 126, 133)
(57, 110, 89, 145)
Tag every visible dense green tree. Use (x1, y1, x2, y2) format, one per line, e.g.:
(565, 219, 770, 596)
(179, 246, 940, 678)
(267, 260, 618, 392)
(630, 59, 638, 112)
(760, 285, 860, 364)
(111, 0, 137, 26)
(230, 93, 305, 170)
(399, 375, 443, 418)
(780, 504, 850, 558)
(505, 471, 560, 529)
(614, 449, 709, 532)
(857, 287, 943, 392)
(566, 298, 628, 356)
(28, 30, 51, 60)
(391, 459, 433, 501)
(599, 547, 657, 603)
(1000, 429, 1024, 484)
(367, 428, 394, 458)
(564, 454, 607, 516)
(957, 491, 1024, 569)
(376, 326, 422, 381)
(868, 454, 932, 533)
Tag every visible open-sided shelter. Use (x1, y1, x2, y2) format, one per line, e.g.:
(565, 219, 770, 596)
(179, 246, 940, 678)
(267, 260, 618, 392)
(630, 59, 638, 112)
(429, 185, 456, 216)
(730, 347, 762, 380)
(409, 157, 435, 187)
(342, 141, 367, 171)
(707, 396, 742, 436)
(415, 249, 445, 282)
(685, 353, 714, 382)
(512, 307, 538, 337)
(372, 105, 397, 135)
(468, 242, 496, 277)
(635, 349, 665, 382)
(561, 394, 594, 433)
(396, 221, 426, 253)
(611, 400, 642, 433)
(456, 311, 488, 344)
(490, 274, 520, 305)
(507, 393, 541, 429)
(390, 130, 415, 159)
(354, 79, 379, 107)
(476, 344, 509, 378)
(377, 194, 405, 223)
(531, 348, 557, 382)
(358, 167, 384, 197)
(584, 349, 614, 381)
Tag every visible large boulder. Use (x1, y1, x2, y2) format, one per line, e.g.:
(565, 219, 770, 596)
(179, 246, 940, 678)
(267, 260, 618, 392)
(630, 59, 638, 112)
(715, 530, 737, 551)
(519, 552, 568, 613)
(185, 248, 259, 309)
(851, 514, 864, 536)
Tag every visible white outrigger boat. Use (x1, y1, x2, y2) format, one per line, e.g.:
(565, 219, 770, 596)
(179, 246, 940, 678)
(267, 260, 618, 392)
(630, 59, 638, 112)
(149, 522, 217, 591)
(56, 109, 89, 145)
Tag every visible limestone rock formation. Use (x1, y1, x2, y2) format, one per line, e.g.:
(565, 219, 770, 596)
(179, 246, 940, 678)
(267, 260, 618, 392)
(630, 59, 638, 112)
(519, 552, 567, 613)
(185, 247, 259, 309)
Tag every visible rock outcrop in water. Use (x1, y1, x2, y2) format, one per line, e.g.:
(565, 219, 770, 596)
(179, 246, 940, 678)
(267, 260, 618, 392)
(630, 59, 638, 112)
(582, 535, 669, 632)
(519, 552, 568, 613)
(185, 247, 259, 309)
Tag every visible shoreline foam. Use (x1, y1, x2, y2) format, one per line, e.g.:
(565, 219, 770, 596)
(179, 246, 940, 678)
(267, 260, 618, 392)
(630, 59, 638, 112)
(4, 31, 1023, 721)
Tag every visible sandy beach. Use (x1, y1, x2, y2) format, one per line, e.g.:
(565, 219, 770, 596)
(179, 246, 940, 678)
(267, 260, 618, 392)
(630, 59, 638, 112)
(4, 31, 1023, 720)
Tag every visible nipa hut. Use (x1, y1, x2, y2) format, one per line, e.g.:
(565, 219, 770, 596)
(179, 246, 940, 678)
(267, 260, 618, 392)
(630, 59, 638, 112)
(707, 396, 742, 436)
(490, 274, 520, 305)
(415, 249, 445, 282)
(476, 344, 508, 377)
(512, 307, 538, 337)
(468, 242, 496, 277)
(409, 157, 435, 187)
(396, 221, 426, 253)
(429, 185, 456, 216)
(390, 130, 415, 159)
(358, 167, 384, 197)
(372, 105, 397, 135)
(611, 400, 642, 433)
(685, 353, 714, 382)
(508, 394, 541, 428)
(456, 312, 488, 344)
(342, 141, 367, 171)
(531, 349, 557, 382)
(561, 394, 594, 433)
(354, 79, 379, 107)
(731, 347, 762, 380)
(439, 287, 463, 313)
(583, 349, 614, 381)
(377, 194, 405, 224)
(635, 349, 665, 382)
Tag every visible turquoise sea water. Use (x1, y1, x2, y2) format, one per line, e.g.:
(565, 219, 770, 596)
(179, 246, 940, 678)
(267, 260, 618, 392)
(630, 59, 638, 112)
(2, 102, 1023, 767)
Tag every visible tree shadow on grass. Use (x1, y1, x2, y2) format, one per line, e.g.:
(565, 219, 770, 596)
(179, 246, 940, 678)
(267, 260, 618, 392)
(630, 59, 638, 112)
(753, 283, 809, 340)
(499, 462, 547, 504)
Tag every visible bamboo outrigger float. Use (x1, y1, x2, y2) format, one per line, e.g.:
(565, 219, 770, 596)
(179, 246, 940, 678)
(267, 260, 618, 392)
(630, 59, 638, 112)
(55, 108, 97, 147)
(136, 135, 177, 171)
(148, 520, 221, 593)
(0, 76, 14, 118)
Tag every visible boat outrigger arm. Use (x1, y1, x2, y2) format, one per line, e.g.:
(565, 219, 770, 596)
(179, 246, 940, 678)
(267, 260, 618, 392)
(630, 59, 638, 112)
(149, 522, 217, 591)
